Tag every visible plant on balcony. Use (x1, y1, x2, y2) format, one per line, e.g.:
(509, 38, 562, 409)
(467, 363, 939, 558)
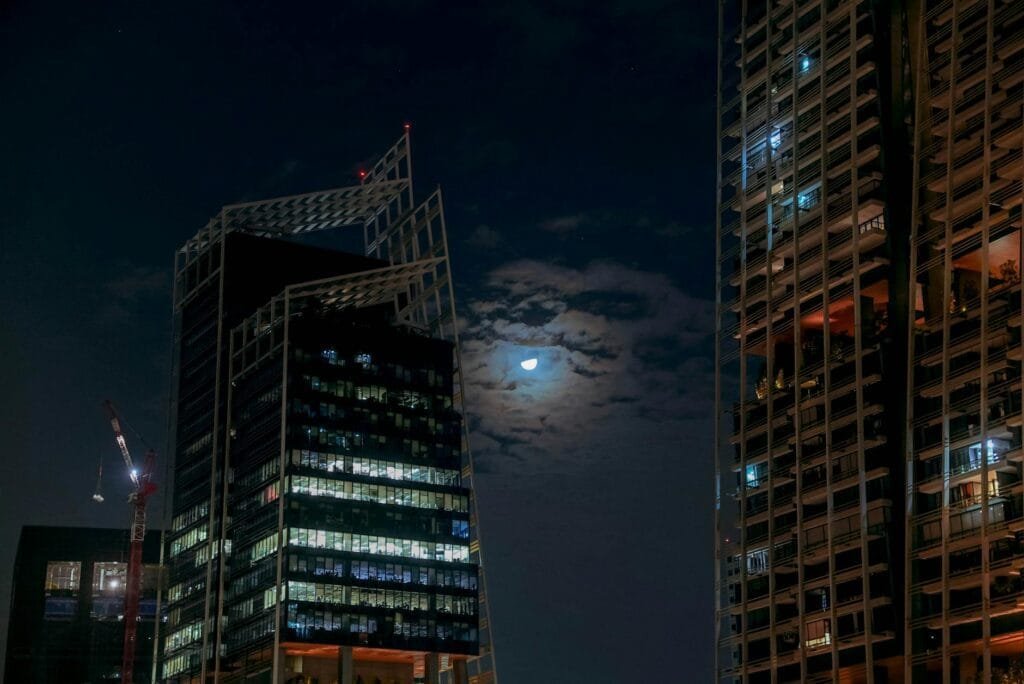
(755, 375, 769, 400)
(1000, 259, 1020, 285)
(969, 657, 1024, 683)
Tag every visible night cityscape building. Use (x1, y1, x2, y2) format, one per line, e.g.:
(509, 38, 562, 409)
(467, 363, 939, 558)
(161, 132, 496, 683)
(3, 525, 163, 683)
(715, 1, 1024, 682)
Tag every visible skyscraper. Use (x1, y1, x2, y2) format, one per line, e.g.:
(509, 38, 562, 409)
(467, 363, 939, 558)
(162, 133, 496, 683)
(715, 1, 1024, 682)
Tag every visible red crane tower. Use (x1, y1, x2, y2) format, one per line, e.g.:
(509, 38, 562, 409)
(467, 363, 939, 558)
(102, 400, 158, 684)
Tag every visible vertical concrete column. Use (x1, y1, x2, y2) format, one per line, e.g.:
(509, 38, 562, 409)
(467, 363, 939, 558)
(452, 659, 469, 684)
(337, 645, 354, 684)
(424, 653, 441, 684)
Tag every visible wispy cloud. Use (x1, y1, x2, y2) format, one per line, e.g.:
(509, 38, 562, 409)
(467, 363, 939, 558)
(461, 259, 714, 471)
(539, 214, 586, 234)
(466, 224, 503, 249)
(99, 265, 169, 323)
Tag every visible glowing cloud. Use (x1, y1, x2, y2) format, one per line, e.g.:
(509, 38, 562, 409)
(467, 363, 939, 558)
(520, 358, 538, 371)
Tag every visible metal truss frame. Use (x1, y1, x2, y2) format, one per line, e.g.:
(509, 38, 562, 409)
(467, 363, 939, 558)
(170, 130, 497, 684)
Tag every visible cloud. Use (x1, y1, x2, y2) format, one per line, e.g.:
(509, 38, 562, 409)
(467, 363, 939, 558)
(539, 214, 586, 234)
(461, 259, 714, 471)
(466, 224, 503, 249)
(99, 265, 169, 323)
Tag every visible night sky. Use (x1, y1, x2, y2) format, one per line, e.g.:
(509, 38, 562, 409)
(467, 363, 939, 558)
(0, 2, 717, 681)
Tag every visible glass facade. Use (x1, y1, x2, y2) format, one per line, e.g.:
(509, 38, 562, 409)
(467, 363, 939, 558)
(162, 133, 495, 684)
(221, 312, 478, 665)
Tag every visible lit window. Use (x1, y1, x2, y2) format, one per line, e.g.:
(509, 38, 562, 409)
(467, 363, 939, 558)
(45, 561, 81, 595)
(355, 353, 372, 369)
(92, 562, 127, 595)
(800, 55, 812, 73)
(770, 129, 782, 149)
(797, 190, 818, 210)
(805, 618, 831, 648)
(745, 462, 767, 488)
(746, 548, 768, 576)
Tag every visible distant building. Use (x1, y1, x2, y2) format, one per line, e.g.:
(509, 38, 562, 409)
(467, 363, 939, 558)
(3, 525, 163, 683)
(161, 132, 496, 683)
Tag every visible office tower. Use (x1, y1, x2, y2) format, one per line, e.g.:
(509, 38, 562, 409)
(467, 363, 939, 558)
(162, 133, 496, 683)
(3, 526, 163, 683)
(716, 1, 1024, 682)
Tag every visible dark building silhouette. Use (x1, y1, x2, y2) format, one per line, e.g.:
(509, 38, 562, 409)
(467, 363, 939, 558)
(161, 133, 496, 683)
(4, 525, 163, 683)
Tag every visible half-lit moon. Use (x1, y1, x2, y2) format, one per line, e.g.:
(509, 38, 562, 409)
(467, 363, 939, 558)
(520, 358, 538, 371)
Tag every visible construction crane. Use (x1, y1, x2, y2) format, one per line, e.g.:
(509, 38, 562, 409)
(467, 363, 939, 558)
(101, 400, 158, 684)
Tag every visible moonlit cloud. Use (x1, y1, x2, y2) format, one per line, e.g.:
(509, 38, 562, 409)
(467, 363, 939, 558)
(460, 259, 715, 471)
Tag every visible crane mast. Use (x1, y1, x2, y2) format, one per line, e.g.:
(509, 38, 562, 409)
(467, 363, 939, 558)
(103, 401, 157, 684)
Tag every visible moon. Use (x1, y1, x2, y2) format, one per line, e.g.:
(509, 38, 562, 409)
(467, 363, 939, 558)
(520, 358, 538, 371)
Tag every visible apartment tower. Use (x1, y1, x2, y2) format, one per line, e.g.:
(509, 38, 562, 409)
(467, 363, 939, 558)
(716, 1, 1024, 682)
(161, 133, 497, 683)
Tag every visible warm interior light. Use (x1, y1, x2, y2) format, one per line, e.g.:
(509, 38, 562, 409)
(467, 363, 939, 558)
(520, 358, 538, 371)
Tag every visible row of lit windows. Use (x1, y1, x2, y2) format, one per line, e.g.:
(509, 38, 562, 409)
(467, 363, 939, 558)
(288, 475, 468, 513)
(286, 580, 475, 615)
(288, 527, 469, 563)
(164, 620, 202, 654)
(293, 397, 449, 436)
(162, 652, 195, 679)
(193, 541, 220, 568)
(170, 525, 208, 557)
(289, 580, 427, 609)
(250, 533, 279, 564)
(304, 581, 416, 611)
(300, 372, 452, 411)
(166, 576, 204, 604)
(305, 349, 448, 391)
(294, 424, 456, 461)
(45, 561, 130, 596)
(172, 501, 209, 533)
(292, 449, 460, 486)
(289, 555, 476, 590)
(285, 606, 476, 641)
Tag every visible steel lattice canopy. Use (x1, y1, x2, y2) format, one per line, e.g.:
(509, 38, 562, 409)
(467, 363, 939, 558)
(220, 179, 409, 235)
(288, 258, 445, 313)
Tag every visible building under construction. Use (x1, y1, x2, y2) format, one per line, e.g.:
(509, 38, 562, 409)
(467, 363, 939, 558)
(160, 132, 497, 683)
(3, 525, 163, 683)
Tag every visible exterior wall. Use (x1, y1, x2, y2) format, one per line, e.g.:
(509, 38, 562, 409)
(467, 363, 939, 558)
(163, 233, 384, 680)
(717, 1, 1024, 682)
(218, 308, 478, 679)
(715, 1, 909, 681)
(906, 1, 1024, 681)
